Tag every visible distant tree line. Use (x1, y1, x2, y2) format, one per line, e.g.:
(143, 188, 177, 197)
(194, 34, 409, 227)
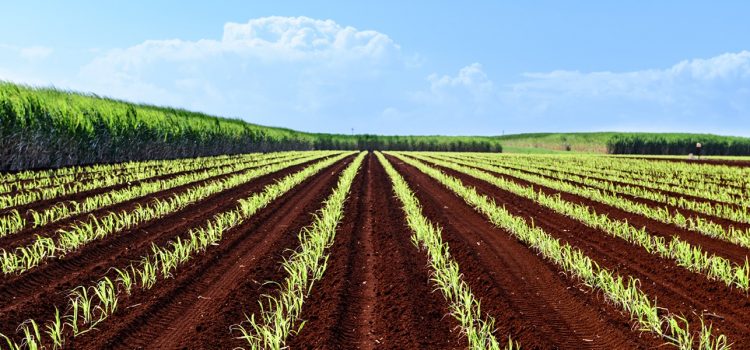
(606, 134, 750, 155)
(311, 134, 502, 152)
(0, 82, 502, 171)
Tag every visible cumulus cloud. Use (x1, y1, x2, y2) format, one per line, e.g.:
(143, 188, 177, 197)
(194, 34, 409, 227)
(670, 51, 750, 80)
(414, 63, 496, 109)
(221, 16, 398, 60)
(72, 16, 405, 132)
(389, 63, 504, 135)
(397, 51, 750, 135)
(428, 63, 494, 96)
(82, 16, 399, 75)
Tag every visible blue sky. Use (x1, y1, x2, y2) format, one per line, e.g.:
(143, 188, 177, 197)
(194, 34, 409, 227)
(1, 1, 749, 136)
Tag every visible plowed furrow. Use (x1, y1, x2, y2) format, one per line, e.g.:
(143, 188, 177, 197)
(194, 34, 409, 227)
(0, 157, 236, 215)
(388, 156, 659, 349)
(0, 156, 309, 249)
(471, 165, 750, 265)
(435, 162, 750, 344)
(289, 153, 461, 349)
(0, 160, 315, 336)
(70, 157, 352, 349)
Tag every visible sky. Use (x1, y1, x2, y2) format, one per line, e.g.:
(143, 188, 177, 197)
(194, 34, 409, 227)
(1, 1, 749, 136)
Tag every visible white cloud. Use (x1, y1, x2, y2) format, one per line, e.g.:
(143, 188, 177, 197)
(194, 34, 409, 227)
(412, 63, 498, 115)
(83, 16, 399, 74)
(512, 51, 750, 100)
(221, 16, 398, 60)
(395, 51, 750, 135)
(2, 21, 749, 136)
(670, 51, 750, 80)
(497, 51, 750, 133)
(71, 16, 404, 130)
(413, 63, 495, 105)
(429, 63, 493, 92)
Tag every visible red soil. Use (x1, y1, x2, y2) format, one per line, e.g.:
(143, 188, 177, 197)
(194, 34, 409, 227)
(446, 157, 750, 265)
(288, 153, 462, 349)
(387, 155, 662, 349)
(0, 156, 324, 336)
(0, 155, 314, 249)
(2, 152, 749, 349)
(421, 158, 750, 345)
(497, 161, 750, 232)
(71, 155, 355, 349)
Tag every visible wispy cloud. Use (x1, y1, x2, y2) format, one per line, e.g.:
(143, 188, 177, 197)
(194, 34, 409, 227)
(394, 51, 750, 135)
(498, 51, 750, 134)
(513, 51, 750, 99)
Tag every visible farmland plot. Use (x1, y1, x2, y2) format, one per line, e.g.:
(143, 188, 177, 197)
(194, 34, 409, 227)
(0, 151, 746, 349)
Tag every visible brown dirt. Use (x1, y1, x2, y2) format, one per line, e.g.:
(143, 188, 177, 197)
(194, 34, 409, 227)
(0, 155, 251, 214)
(445, 157, 750, 265)
(2, 152, 749, 349)
(387, 155, 662, 349)
(0, 156, 327, 337)
(288, 153, 462, 349)
(68, 155, 354, 349)
(420, 157, 750, 345)
(518, 161, 744, 207)
(492, 160, 750, 232)
(0, 155, 313, 250)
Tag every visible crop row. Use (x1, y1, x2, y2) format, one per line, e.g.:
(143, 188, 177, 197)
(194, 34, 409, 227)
(376, 152, 516, 350)
(494, 153, 748, 196)
(0, 152, 247, 188)
(0, 152, 275, 209)
(411, 153, 750, 291)
(437, 153, 750, 249)
(0, 151, 333, 275)
(607, 154, 748, 184)
(0, 152, 353, 349)
(479, 153, 747, 199)
(0, 151, 315, 238)
(232, 152, 365, 349)
(389, 152, 729, 349)
(522, 155, 747, 203)
(464, 153, 748, 218)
